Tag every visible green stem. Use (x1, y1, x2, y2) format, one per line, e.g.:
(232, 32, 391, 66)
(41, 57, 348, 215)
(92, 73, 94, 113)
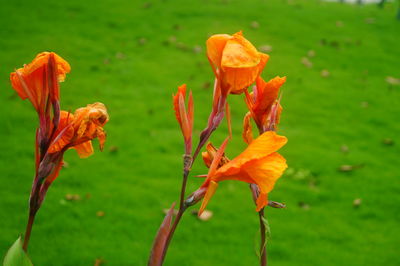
(259, 208, 267, 266)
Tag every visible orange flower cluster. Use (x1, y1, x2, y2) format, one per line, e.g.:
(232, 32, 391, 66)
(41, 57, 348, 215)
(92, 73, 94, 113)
(10, 52, 109, 212)
(172, 32, 288, 215)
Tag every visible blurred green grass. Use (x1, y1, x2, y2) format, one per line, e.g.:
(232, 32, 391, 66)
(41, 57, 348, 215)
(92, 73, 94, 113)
(1, 0, 399, 265)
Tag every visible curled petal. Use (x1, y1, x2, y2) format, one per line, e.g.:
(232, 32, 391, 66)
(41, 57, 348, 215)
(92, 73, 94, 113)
(242, 112, 254, 144)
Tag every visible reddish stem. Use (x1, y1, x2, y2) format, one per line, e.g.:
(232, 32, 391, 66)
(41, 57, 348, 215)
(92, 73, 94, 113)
(160, 206, 186, 265)
(22, 212, 36, 251)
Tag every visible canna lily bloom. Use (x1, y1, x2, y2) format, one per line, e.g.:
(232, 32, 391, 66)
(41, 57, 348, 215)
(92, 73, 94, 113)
(173, 84, 194, 154)
(48, 102, 109, 158)
(207, 31, 269, 95)
(198, 131, 288, 215)
(244, 76, 286, 141)
(10, 52, 71, 113)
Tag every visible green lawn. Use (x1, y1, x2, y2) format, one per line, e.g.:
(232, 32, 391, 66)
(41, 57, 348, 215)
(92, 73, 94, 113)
(0, 0, 399, 265)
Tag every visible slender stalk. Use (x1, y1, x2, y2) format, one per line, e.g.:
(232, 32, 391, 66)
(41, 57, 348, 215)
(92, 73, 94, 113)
(258, 208, 267, 266)
(160, 206, 186, 264)
(22, 212, 36, 251)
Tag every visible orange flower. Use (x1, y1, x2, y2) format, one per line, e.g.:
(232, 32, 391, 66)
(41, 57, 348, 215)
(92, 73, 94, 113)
(207, 32, 269, 94)
(10, 52, 70, 112)
(173, 84, 194, 153)
(244, 76, 286, 138)
(198, 131, 287, 214)
(48, 102, 109, 158)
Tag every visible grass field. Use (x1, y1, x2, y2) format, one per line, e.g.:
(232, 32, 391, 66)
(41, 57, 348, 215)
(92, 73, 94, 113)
(0, 0, 399, 265)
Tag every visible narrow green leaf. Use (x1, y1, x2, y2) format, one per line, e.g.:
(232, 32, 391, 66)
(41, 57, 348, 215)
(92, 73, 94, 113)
(3, 237, 33, 266)
(254, 216, 272, 258)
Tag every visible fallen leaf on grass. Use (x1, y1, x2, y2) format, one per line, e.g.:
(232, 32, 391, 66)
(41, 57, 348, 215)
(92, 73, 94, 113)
(301, 57, 312, 68)
(298, 202, 310, 210)
(259, 45, 272, 53)
(65, 194, 81, 201)
(385, 76, 400, 86)
(193, 45, 202, 54)
(321, 69, 330, 78)
(382, 138, 394, 146)
(163, 208, 178, 216)
(340, 145, 349, 153)
(202, 81, 211, 89)
(353, 198, 362, 208)
(307, 50, 316, 57)
(94, 258, 105, 266)
(250, 21, 259, 29)
(96, 211, 105, 217)
(109, 145, 118, 153)
(365, 17, 375, 24)
(338, 164, 364, 172)
(191, 210, 213, 221)
(138, 37, 147, 46)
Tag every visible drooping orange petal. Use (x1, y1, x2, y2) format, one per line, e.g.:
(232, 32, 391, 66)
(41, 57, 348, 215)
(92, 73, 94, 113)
(217, 132, 287, 176)
(256, 193, 268, 212)
(198, 180, 218, 216)
(73, 141, 94, 158)
(48, 111, 74, 153)
(243, 153, 287, 195)
(242, 112, 254, 144)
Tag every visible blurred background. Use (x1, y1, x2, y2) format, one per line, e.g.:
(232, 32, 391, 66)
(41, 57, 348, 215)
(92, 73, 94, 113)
(0, 0, 399, 265)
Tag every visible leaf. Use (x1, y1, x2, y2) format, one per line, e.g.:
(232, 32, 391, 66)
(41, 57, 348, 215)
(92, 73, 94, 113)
(147, 203, 176, 266)
(254, 216, 272, 259)
(3, 237, 33, 266)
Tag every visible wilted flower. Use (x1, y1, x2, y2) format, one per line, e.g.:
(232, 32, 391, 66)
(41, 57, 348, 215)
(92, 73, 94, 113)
(9, 52, 109, 252)
(10, 52, 70, 112)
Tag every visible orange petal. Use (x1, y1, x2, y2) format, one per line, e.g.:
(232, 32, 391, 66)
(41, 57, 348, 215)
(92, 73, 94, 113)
(242, 112, 254, 144)
(221, 32, 260, 69)
(73, 141, 94, 158)
(256, 193, 268, 212)
(198, 180, 218, 216)
(244, 152, 287, 195)
(253, 76, 286, 117)
(206, 34, 231, 71)
(172, 84, 186, 125)
(48, 111, 75, 153)
(9, 52, 70, 109)
(178, 93, 190, 140)
(208, 137, 230, 178)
